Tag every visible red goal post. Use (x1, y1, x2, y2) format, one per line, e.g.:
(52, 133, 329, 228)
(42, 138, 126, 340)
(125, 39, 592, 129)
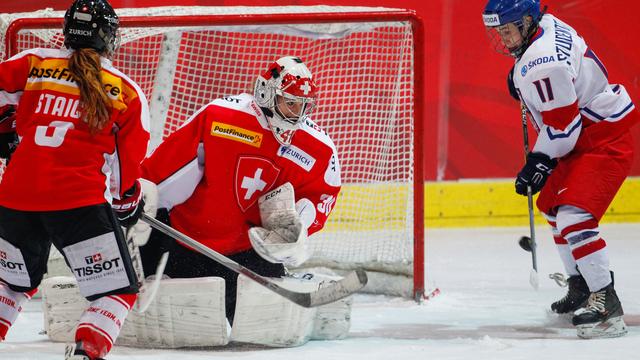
(1, 6, 426, 300)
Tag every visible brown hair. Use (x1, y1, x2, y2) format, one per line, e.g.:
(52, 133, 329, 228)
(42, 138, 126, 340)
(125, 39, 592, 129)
(68, 48, 111, 134)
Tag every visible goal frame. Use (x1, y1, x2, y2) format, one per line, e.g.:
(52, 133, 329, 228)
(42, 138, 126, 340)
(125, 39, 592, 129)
(5, 9, 426, 301)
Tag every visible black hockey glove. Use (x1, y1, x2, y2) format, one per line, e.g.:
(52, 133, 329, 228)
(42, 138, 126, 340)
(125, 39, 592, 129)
(0, 105, 18, 161)
(112, 179, 145, 228)
(515, 152, 557, 196)
(507, 65, 520, 102)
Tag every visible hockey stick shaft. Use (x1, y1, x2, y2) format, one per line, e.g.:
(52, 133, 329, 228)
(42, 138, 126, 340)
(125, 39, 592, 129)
(521, 104, 539, 289)
(141, 213, 367, 307)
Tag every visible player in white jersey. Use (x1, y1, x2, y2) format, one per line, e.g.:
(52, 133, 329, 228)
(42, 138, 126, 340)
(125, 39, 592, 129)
(483, 0, 638, 339)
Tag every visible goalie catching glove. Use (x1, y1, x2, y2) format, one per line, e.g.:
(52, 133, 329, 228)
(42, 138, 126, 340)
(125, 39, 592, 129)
(248, 182, 311, 267)
(127, 179, 159, 246)
(112, 179, 145, 228)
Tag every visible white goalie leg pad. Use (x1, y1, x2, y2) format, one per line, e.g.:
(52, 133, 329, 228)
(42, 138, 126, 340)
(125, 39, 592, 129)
(44, 247, 73, 279)
(230, 271, 353, 346)
(41, 276, 88, 343)
(42, 276, 229, 348)
(308, 272, 353, 340)
(118, 277, 228, 348)
(231, 274, 317, 347)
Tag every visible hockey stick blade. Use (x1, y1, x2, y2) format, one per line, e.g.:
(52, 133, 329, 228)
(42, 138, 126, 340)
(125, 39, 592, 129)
(141, 213, 367, 307)
(134, 251, 169, 313)
(530, 268, 539, 290)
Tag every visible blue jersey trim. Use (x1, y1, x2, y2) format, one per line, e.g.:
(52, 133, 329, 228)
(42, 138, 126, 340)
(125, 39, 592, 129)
(546, 120, 581, 139)
(580, 102, 634, 121)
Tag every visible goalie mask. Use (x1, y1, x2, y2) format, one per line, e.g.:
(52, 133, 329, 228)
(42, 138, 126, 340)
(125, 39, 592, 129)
(254, 56, 318, 145)
(63, 0, 120, 55)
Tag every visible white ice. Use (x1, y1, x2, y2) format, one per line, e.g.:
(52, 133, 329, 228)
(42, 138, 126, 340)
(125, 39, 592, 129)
(2, 223, 639, 359)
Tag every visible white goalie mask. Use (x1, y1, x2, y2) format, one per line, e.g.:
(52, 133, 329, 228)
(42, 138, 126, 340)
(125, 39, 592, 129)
(254, 56, 318, 145)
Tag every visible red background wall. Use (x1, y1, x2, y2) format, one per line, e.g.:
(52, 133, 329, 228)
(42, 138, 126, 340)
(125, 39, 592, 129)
(2, 0, 638, 180)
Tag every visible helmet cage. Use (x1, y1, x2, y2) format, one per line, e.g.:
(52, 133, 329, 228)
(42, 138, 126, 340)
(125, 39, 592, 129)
(485, 18, 530, 56)
(483, 0, 542, 57)
(254, 57, 318, 145)
(273, 92, 317, 126)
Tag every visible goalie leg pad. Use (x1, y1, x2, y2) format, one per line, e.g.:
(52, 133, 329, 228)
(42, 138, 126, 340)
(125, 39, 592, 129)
(309, 272, 353, 340)
(118, 276, 228, 348)
(231, 271, 354, 346)
(42, 276, 229, 348)
(231, 274, 316, 347)
(41, 276, 87, 343)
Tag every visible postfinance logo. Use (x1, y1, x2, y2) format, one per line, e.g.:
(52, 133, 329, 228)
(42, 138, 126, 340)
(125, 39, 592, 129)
(211, 121, 263, 148)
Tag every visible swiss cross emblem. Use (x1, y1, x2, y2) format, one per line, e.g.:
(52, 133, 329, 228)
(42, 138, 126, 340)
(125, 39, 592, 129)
(93, 253, 102, 262)
(300, 81, 311, 95)
(0, 251, 6, 259)
(235, 156, 281, 212)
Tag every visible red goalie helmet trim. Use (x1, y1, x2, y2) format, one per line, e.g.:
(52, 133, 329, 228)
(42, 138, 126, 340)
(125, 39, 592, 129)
(280, 73, 317, 98)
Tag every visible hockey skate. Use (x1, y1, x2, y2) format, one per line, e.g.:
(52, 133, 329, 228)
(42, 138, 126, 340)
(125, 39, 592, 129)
(572, 283, 627, 339)
(64, 342, 105, 360)
(550, 274, 589, 314)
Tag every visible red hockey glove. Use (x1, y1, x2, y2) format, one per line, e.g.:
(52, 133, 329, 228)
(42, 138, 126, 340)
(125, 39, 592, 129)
(0, 105, 18, 161)
(112, 179, 145, 228)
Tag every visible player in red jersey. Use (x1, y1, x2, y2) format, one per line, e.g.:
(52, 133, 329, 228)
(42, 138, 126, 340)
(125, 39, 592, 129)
(139, 56, 341, 323)
(0, 1, 149, 359)
(484, 0, 637, 339)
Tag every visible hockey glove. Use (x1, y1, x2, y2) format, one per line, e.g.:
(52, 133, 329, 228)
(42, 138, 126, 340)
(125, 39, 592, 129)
(113, 179, 145, 228)
(0, 105, 18, 161)
(248, 183, 311, 267)
(515, 152, 557, 196)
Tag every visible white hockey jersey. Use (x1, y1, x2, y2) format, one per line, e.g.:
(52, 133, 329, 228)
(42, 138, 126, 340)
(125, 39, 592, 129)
(513, 14, 635, 159)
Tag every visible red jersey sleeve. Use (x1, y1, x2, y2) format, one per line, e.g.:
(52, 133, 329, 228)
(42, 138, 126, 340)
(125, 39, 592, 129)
(0, 50, 32, 105)
(142, 106, 207, 209)
(114, 92, 150, 197)
(295, 144, 341, 236)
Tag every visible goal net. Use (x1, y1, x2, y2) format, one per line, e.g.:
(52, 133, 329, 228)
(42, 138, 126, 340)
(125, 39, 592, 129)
(1, 5, 425, 299)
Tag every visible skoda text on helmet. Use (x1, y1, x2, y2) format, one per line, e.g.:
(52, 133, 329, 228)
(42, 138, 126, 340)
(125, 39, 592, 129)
(254, 56, 318, 146)
(483, 0, 543, 58)
(63, 0, 120, 55)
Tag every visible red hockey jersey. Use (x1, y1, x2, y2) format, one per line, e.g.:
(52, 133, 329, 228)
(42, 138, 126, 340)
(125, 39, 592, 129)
(142, 93, 341, 255)
(0, 48, 150, 211)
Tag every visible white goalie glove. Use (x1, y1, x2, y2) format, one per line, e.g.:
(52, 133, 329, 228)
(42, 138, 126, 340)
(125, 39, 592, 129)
(128, 178, 159, 247)
(248, 182, 310, 267)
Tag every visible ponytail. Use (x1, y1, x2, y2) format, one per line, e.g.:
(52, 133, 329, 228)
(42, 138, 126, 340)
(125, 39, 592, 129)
(68, 48, 111, 133)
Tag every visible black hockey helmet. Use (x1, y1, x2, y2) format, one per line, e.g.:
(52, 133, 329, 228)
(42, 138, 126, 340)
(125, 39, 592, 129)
(63, 0, 120, 54)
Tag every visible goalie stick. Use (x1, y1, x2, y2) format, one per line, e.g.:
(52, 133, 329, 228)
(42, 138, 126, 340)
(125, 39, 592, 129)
(124, 226, 169, 313)
(140, 213, 368, 307)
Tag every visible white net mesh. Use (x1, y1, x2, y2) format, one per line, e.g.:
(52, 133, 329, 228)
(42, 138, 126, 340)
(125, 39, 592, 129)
(1, 6, 419, 297)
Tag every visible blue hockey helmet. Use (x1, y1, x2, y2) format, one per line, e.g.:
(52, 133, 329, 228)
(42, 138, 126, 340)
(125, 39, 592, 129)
(482, 0, 542, 57)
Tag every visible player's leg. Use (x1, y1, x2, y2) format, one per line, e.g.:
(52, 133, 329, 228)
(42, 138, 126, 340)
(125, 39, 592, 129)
(45, 204, 139, 359)
(536, 164, 589, 314)
(542, 210, 589, 314)
(555, 205, 625, 338)
(555, 133, 633, 338)
(0, 206, 50, 341)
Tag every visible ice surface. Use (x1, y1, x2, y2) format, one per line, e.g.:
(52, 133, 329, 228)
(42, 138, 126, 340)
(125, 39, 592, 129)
(2, 223, 639, 359)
